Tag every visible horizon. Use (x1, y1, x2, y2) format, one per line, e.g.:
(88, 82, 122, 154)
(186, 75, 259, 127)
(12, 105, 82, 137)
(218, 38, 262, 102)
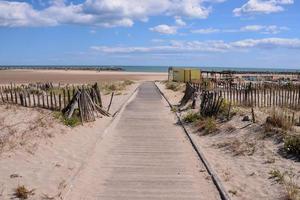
(0, 0, 299, 69)
(0, 64, 299, 70)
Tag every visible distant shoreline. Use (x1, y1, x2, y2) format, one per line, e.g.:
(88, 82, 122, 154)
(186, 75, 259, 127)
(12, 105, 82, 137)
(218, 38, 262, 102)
(0, 66, 125, 72)
(0, 65, 299, 74)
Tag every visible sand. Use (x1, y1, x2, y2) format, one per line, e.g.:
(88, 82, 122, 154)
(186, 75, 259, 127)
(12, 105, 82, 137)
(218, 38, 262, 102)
(0, 69, 167, 84)
(156, 81, 300, 200)
(0, 82, 139, 199)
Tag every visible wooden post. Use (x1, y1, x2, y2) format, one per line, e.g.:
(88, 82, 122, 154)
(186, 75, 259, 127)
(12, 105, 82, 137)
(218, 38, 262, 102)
(37, 94, 40, 107)
(10, 89, 13, 103)
(269, 88, 271, 107)
(63, 89, 66, 108)
(107, 92, 114, 113)
(292, 88, 296, 109)
(227, 101, 232, 121)
(46, 94, 49, 109)
(257, 86, 260, 107)
(251, 107, 256, 123)
(24, 92, 27, 107)
(50, 92, 53, 110)
(20, 93, 24, 106)
(6, 92, 9, 102)
(0, 91, 5, 103)
(284, 88, 287, 107)
(27, 92, 31, 107)
(33, 94, 36, 107)
(14, 90, 18, 104)
(54, 93, 57, 110)
(42, 94, 45, 108)
(59, 94, 62, 111)
(263, 87, 266, 107)
(67, 89, 71, 104)
(298, 87, 300, 110)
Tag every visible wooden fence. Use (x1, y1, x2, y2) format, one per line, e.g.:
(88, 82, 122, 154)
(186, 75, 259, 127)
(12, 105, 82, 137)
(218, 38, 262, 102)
(191, 82, 300, 110)
(0, 83, 96, 111)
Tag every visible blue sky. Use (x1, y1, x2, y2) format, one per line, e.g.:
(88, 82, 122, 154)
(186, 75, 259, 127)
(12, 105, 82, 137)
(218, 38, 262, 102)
(0, 0, 299, 69)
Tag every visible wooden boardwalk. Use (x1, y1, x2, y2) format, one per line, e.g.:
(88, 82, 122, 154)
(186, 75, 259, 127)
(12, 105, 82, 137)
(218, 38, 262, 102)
(66, 82, 220, 200)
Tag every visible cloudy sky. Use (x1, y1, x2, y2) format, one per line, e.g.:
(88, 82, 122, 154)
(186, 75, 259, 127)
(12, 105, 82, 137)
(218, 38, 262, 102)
(0, 0, 299, 69)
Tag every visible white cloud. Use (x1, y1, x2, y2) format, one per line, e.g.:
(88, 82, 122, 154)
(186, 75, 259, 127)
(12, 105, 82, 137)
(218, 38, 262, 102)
(191, 28, 220, 34)
(91, 38, 300, 54)
(233, 0, 294, 16)
(167, 0, 211, 19)
(150, 24, 177, 34)
(175, 16, 186, 26)
(0, 1, 57, 27)
(232, 38, 300, 49)
(191, 25, 288, 34)
(0, 0, 226, 27)
(240, 25, 288, 34)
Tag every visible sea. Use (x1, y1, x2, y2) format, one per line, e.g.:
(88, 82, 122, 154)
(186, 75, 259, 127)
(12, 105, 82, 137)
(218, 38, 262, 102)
(0, 65, 299, 73)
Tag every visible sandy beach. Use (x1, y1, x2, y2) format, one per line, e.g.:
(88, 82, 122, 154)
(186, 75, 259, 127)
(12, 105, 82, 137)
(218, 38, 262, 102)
(1, 68, 300, 199)
(0, 81, 141, 199)
(0, 69, 167, 84)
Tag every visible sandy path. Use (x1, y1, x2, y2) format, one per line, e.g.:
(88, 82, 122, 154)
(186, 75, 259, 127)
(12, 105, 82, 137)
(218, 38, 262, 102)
(65, 82, 220, 200)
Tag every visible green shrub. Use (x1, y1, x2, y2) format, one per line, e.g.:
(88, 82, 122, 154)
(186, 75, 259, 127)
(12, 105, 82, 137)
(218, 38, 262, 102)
(219, 99, 230, 115)
(203, 118, 217, 135)
(63, 116, 81, 127)
(284, 135, 300, 157)
(165, 81, 180, 91)
(171, 107, 178, 112)
(53, 111, 81, 127)
(183, 112, 201, 123)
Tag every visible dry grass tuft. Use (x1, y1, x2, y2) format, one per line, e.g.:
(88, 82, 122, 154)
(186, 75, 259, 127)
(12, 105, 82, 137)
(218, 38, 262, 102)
(13, 185, 35, 199)
(269, 169, 300, 200)
(266, 110, 293, 131)
(269, 169, 285, 184)
(284, 176, 300, 200)
(216, 139, 256, 156)
(165, 81, 181, 91)
(102, 80, 134, 94)
(195, 117, 218, 135)
(225, 124, 236, 133)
